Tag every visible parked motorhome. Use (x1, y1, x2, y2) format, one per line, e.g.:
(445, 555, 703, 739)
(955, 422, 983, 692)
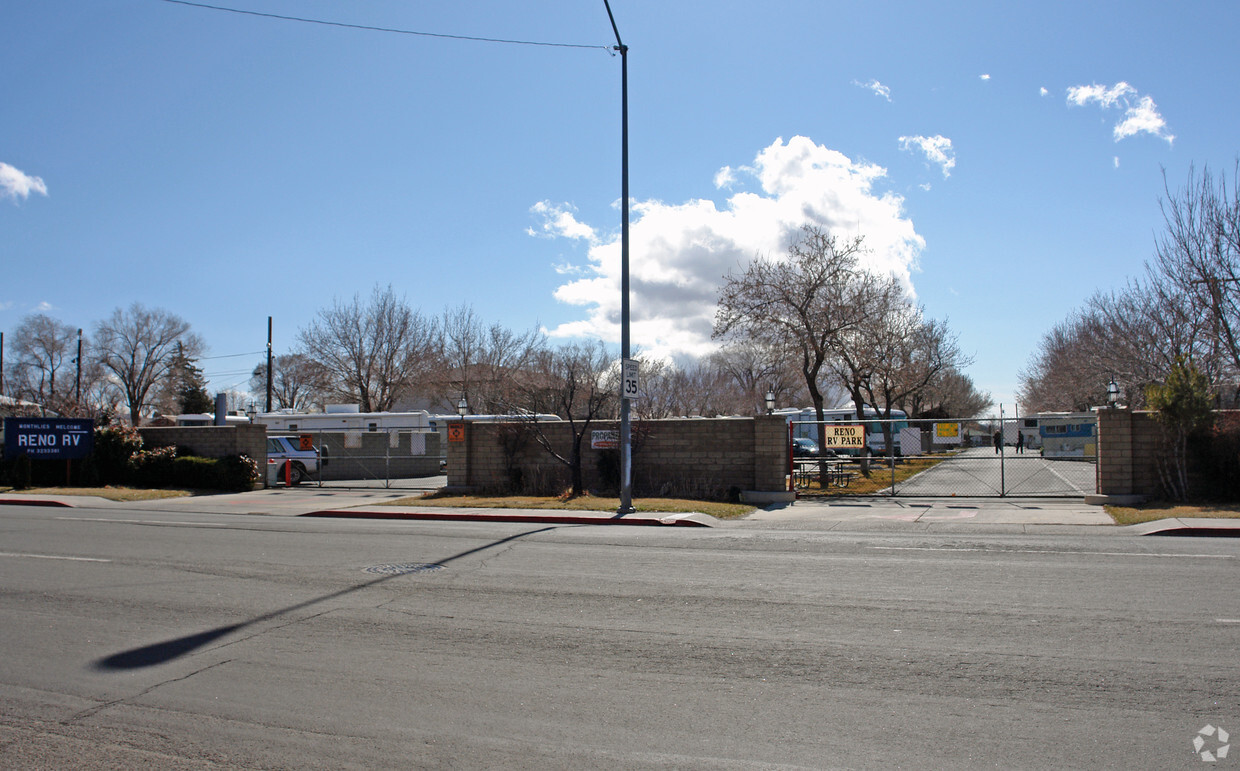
(1032, 412, 1097, 458)
(255, 404, 433, 433)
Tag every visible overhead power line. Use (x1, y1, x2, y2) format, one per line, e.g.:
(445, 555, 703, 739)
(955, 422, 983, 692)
(160, 0, 613, 52)
(199, 350, 266, 361)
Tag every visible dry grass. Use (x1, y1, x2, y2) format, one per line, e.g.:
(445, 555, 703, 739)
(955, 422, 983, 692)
(382, 491, 755, 520)
(1105, 502, 1240, 526)
(0, 486, 192, 502)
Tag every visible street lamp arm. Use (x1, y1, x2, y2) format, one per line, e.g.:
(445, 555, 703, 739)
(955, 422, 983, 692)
(603, 0, 624, 48)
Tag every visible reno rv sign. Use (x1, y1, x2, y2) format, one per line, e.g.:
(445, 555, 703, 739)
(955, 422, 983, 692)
(3, 418, 94, 460)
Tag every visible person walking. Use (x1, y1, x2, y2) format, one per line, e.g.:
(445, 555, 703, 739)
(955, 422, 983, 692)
(1016, 431, 1025, 454)
(993, 430, 1002, 454)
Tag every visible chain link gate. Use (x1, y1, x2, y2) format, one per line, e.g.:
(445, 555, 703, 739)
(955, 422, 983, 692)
(789, 414, 1097, 497)
(274, 425, 442, 490)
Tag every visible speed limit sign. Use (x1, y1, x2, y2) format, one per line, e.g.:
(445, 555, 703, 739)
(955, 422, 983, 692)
(621, 359, 639, 400)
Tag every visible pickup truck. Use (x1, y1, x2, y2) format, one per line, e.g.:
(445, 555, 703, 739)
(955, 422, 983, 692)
(266, 436, 319, 484)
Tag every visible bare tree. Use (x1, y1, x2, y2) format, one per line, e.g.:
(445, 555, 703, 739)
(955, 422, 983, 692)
(710, 340, 808, 415)
(1017, 280, 1212, 412)
(8, 313, 78, 415)
(853, 309, 968, 439)
(901, 367, 992, 419)
(94, 304, 203, 425)
(1153, 162, 1240, 378)
(250, 353, 331, 411)
(435, 303, 545, 413)
(511, 340, 618, 497)
(635, 356, 740, 419)
(715, 225, 874, 457)
(297, 285, 438, 412)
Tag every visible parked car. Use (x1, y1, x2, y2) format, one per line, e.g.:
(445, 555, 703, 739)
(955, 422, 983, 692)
(267, 436, 319, 484)
(793, 437, 820, 457)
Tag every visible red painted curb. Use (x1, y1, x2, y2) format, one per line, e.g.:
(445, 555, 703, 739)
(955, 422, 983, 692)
(0, 498, 73, 508)
(302, 509, 709, 527)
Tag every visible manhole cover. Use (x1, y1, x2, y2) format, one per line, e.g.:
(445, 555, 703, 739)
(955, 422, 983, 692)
(364, 563, 445, 576)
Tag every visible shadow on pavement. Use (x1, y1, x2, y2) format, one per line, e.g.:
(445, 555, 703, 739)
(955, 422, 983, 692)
(92, 526, 558, 671)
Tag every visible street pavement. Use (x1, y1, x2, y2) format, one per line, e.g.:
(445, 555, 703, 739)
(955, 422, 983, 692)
(3, 481, 1239, 535)
(1, 504, 1237, 768)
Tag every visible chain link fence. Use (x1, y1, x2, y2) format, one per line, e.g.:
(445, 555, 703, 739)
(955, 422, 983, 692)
(270, 426, 444, 490)
(790, 414, 1097, 497)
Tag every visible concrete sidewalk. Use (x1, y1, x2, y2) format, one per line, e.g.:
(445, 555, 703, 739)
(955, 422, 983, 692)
(2, 488, 1239, 536)
(744, 496, 1117, 533)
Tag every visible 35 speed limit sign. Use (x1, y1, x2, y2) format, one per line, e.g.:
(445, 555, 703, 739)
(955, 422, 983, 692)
(621, 359, 639, 400)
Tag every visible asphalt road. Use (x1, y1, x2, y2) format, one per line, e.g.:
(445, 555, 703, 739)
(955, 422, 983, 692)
(894, 447, 1097, 497)
(1, 503, 1237, 769)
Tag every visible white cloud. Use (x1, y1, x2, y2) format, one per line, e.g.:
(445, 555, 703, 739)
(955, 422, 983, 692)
(35, 301, 53, 312)
(1040, 87, 1049, 97)
(0, 162, 48, 202)
(1113, 156, 1121, 169)
(714, 166, 738, 189)
(1066, 82, 1174, 144)
(979, 74, 991, 81)
(899, 135, 956, 178)
(526, 201, 597, 242)
(1067, 82, 1133, 109)
(537, 136, 924, 361)
(1113, 95, 1173, 142)
(853, 79, 892, 101)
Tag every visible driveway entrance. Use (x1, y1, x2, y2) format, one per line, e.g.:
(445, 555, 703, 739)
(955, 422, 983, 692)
(791, 415, 1097, 498)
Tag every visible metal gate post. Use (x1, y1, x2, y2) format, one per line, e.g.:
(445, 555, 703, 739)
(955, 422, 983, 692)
(787, 422, 794, 492)
(890, 428, 896, 496)
(999, 413, 1006, 497)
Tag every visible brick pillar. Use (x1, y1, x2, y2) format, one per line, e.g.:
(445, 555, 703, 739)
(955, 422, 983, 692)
(750, 415, 793, 496)
(1095, 407, 1134, 496)
(445, 419, 467, 489)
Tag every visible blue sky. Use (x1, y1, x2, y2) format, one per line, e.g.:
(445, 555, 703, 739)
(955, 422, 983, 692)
(3, 1, 1236, 412)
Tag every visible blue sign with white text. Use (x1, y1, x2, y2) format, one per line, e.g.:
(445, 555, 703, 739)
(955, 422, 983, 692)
(3, 418, 95, 460)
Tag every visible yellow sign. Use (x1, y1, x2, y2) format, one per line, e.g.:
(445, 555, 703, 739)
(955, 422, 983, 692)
(821, 424, 865, 448)
(448, 423, 465, 443)
(935, 422, 960, 438)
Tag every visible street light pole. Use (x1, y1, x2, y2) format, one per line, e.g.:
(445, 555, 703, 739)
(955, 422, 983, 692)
(265, 316, 273, 414)
(604, 0, 634, 514)
(75, 329, 82, 408)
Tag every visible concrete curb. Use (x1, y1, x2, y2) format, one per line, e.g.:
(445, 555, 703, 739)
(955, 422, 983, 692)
(1124, 517, 1240, 537)
(302, 508, 717, 527)
(0, 498, 73, 508)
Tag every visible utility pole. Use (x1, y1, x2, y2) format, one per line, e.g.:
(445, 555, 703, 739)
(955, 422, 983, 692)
(266, 316, 273, 413)
(604, 0, 635, 514)
(75, 328, 82, 408)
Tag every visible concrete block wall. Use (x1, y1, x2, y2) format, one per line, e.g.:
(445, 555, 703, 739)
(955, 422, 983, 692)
(447, 415, 791, 497)
(1096, 408, 1194, 498)
(139, 424, 267, 463)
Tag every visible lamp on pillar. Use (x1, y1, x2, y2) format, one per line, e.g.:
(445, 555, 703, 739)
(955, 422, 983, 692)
(1107, 378, 1120, 407)
(457, 396, 469, 418)
(765, 389, 775, 415)
(246, 403, 257, 423)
